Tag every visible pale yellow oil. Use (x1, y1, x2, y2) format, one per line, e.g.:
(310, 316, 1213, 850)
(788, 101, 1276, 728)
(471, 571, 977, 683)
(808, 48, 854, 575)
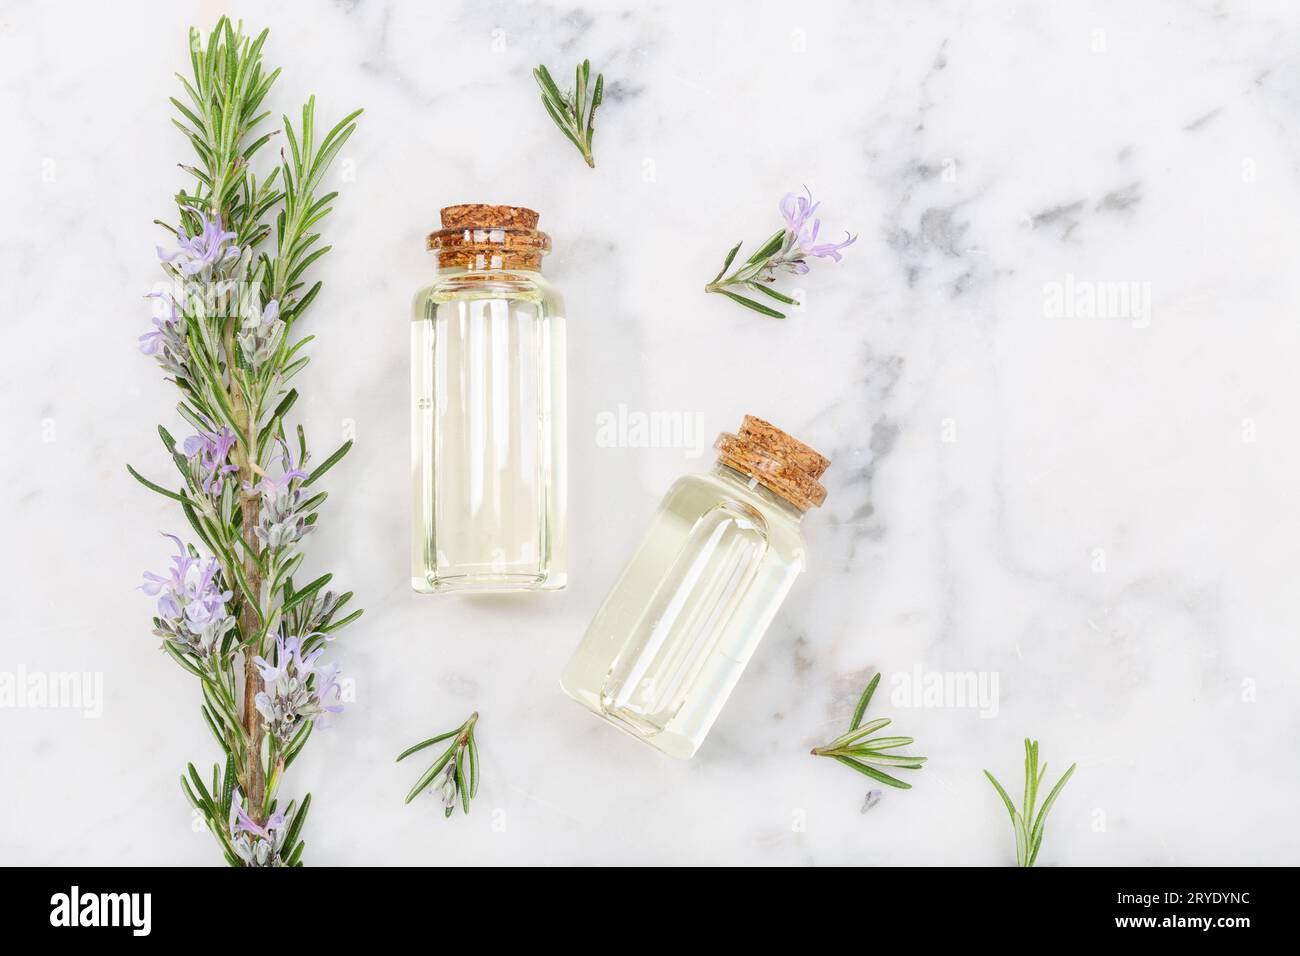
(411, 269, 566, 593)
(561, 464, 806, 757)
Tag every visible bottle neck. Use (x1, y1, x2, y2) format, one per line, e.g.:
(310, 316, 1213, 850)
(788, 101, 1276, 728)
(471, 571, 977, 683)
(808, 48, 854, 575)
(434, 259, 544, 276)
(712, 462, 806, 521)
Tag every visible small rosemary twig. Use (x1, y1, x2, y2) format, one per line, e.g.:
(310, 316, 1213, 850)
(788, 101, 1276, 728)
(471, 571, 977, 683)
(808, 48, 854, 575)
(397, 712, 480, 818)
(984, 738, 1076, 867)
(811, 672, 926, 790)
(533, 59, 603, 167)
(705, 187, 856, 319)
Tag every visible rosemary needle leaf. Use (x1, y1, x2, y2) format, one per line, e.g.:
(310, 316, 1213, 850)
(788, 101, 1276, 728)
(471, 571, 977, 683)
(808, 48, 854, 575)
(456, 749, 469, 815)
(748, 282, 798, 305)
(835, 716, 892, 745)
(983, 770, 1018, 821)
(468, 732, 479, 798)
(712, 241, 743, 283)
(746, 228, 787, 266)
(126, 464, 188, 503)
(850, 672, 882, 730)
(587, 73, 603, 146)
(854, 736, 913, 750)
(404, 744, 455, 804)
(715, 289, 786, 318)
(833, 755, 912, 790)
(303, 438, 352, 486)
(848, 751, 927, 768)
(395, 729, 458, 763)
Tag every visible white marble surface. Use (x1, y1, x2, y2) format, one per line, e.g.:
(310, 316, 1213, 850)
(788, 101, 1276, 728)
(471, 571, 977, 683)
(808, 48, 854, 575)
(2, 0, 1299, 866)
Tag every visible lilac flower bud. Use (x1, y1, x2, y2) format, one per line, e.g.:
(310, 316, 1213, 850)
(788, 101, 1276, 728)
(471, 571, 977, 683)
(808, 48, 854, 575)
(140, 290, 192, 379)
(229, 790, 288, 867)
(140, 534, 235, 662)
(251, 452, 311, 552)
(237, 298, 285, 367)
(182, 426, 240, 496)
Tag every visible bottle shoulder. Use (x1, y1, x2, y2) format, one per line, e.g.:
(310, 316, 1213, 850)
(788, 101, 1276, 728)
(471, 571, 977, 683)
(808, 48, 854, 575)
(664, 470, 807, 549)
(413, 270, 565, 309)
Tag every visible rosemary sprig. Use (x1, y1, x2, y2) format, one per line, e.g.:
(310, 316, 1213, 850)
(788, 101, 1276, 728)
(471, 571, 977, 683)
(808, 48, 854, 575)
(398, 712, 480, 818)
(705, 187, 856, 318)
(130, 17, 363, 866)
(533, 59, 603, 167)
(811, 672, 926, 790)
(984, 738, 1076, 867)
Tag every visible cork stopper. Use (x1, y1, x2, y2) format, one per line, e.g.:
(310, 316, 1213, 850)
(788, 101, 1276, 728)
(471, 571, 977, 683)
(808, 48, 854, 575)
(428, 203, 550, 270)
(439, 204, 539, 230)
(715, 415, 830, 511)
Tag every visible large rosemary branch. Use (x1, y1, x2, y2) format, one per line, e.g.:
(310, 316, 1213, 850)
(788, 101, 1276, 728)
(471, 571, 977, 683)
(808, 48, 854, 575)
(131, 18, 362, 866)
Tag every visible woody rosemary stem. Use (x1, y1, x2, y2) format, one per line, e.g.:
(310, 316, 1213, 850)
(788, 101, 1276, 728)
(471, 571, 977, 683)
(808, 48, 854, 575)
(239, 504, 265, 821)
(226, 319, 266, 824)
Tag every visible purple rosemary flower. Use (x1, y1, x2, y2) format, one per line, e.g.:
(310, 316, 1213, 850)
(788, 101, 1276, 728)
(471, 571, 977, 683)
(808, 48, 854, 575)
(140, 534, 236, 661)
(774, 186, 857, 275)
(253, 632, 344, 743)
(183, 426, 240, 495)
(157, 207, 240, 277)
(237, 298, 284, 367)
(139, 288, 191, 378)
(229, 789, 288, 867)
(780, 187, 821, 238)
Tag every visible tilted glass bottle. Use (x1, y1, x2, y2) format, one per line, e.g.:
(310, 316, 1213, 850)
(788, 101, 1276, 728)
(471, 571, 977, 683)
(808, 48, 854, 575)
(561, 415, 830, 757)
(411, 204, 566, 593)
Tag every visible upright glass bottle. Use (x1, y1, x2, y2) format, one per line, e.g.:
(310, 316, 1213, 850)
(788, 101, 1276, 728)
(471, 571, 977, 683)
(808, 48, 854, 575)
(411, 204, 566, 593)
(561, 415, 830, 758)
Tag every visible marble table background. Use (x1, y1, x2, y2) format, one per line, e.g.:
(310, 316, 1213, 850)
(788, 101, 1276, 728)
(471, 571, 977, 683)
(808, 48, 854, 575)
(2, 0, 1298, 866)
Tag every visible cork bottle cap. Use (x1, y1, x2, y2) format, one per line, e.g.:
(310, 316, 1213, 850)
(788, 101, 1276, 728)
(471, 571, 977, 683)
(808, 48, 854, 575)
(428, 204, 550, 269)
(715, 415, 830, 511)
(439, 204, 540, 230)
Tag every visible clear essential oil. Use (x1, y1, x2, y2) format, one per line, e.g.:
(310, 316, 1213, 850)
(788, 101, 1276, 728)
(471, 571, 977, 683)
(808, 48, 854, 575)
(561, 416, 830, 757)
(411, 205, 566, 593)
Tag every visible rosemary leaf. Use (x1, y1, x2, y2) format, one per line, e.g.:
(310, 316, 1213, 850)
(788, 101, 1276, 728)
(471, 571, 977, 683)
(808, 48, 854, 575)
(713, 288, 786, 318)
(833, 755, 912, 790)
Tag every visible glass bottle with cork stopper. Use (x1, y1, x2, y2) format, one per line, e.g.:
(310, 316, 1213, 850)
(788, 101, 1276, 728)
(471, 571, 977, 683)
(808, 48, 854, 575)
(411, 204, 566, 593)
(561, 415, 830, 757)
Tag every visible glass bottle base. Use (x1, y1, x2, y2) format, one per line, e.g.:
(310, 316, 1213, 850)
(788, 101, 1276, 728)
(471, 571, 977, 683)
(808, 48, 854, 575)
(412, 571, 566, 594)
(559, 675, 699, 759)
